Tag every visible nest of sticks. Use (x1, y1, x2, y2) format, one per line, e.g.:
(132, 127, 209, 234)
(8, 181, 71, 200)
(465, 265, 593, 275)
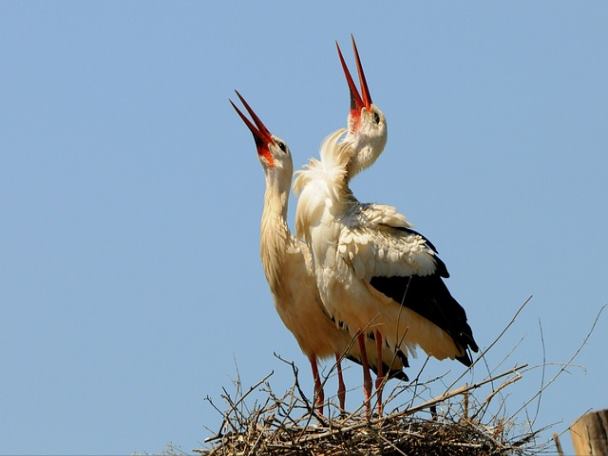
(198, 360, 540, 456)
(196, 299, 604, 456)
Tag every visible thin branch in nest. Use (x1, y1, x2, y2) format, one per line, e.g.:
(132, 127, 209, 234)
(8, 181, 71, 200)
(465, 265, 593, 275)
(507, 303, 606, 422)
(446, 295, 533, 393)
(406, 355, 431, 409)
(470, 371, 523, 422)
(492, 335, 526, 375)
(273, 352, 329, 428)
(397, 365, 526, 421)
(204, 394, 238, 438)
(531, 319, 547, 429)
(204, 370, 274, 443)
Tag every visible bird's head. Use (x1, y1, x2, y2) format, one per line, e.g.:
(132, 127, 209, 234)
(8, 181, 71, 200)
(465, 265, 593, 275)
(230, 91, 293, 179)
(336, 36, 387, 178)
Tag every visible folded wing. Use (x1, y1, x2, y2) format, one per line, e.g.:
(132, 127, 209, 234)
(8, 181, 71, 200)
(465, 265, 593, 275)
(339, 204, 479, 365)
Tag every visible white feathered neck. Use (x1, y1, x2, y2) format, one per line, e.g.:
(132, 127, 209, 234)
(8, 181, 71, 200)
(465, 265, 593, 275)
(259, 168, 293, 295)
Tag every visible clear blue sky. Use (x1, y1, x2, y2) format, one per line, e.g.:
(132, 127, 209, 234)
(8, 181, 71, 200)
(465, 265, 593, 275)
(1, 1, 607, 454)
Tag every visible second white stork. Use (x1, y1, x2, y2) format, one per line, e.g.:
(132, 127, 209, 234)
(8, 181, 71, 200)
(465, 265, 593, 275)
(230, 91, 407, 416)
(294, 39, 478, 416)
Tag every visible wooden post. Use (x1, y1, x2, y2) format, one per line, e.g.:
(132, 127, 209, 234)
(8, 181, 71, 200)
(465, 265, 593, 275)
(571, 409, 608, 455)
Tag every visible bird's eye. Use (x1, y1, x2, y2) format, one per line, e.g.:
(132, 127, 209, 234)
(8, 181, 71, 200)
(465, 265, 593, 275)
(278, 142, 287, 153)
(373, 112, 380, 124)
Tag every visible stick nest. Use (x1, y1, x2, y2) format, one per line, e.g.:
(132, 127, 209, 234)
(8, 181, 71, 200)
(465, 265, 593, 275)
(201, 413, 525, 456)
(197, 361, 540, 456)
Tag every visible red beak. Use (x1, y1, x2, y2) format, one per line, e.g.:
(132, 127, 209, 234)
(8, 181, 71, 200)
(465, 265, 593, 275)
(230, 90, 273, 152)
(336, 41, 365, 115)
(336, 36, 373, 120)
(351, 35, 372, 110)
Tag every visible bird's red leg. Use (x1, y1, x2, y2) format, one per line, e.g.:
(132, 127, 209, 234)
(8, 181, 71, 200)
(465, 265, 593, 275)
(357, 334, 372, 419)
(308, 355, 324, 416)
(374, 330, 385, 416)
(335, 353, 346, 415)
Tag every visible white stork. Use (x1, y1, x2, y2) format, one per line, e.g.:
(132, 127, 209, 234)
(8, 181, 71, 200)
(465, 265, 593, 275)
(230, 91, 407, 416)
(294, 38, 478, 416)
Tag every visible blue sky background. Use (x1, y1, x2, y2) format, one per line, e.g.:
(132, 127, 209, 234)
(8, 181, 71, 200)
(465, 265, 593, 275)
(1, 1, 607, 454)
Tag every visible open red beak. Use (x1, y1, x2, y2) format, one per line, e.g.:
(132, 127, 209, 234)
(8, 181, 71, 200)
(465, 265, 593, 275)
(336, 35, 373, 121)
(351, 35, 372, 110)
(230, 90, 274, 154)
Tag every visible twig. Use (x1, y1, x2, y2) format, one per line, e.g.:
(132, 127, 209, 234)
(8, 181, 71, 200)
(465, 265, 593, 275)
(273, 352, 329, 428)
(204, 395, 238, 437)
(532, 319, 547, 429)
(204, 371, 274, 442)
(407, 355, 430, 409)
(368, 425, 409, 456)
(492, 335, 526, 374)
(470, 371, 522, 422)
(508, 303, 606, 422)
(397, 365, 525, 421)
(445, 295, 532, 393)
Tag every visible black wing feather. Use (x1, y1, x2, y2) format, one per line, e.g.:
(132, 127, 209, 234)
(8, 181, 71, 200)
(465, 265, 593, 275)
(361, 212, 476, 365)
(370, 274, 478, 367)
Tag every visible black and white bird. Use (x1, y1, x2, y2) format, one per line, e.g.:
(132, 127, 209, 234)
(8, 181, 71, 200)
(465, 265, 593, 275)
(294, 38, 478, 416)
(230, 91, 406, 415)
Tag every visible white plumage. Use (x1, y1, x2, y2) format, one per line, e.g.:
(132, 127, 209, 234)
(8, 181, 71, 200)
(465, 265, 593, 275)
(231, 92, 406, 415)
(294, 131, 472, 359)
(294, 39, 478, 415)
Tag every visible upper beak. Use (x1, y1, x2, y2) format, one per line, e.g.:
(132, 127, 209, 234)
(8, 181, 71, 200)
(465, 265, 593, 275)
(351, 35, 372, 110)
(230, 90, 273, 152)
(336, 35, 373, 116)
